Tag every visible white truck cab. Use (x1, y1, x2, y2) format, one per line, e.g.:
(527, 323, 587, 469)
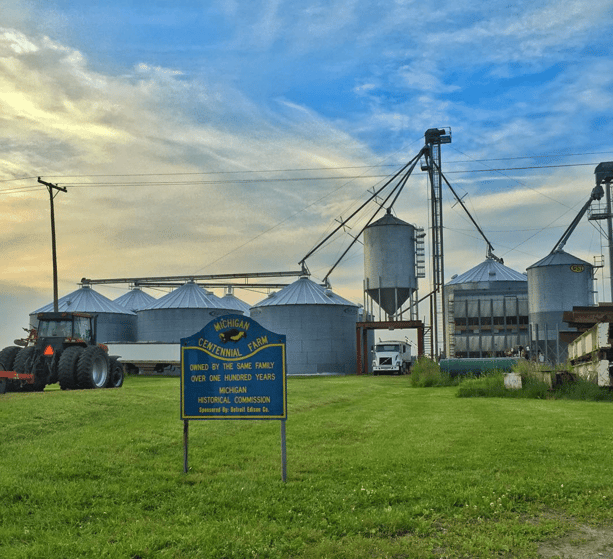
(372, 340, 413, 375)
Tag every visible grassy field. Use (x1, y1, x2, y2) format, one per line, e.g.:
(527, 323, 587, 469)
(2, 375, 613, 558)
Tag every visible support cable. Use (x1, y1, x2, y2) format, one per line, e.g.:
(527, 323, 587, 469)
(431, 161, 504, 263)
(323, 156, 422, 282)
(299, 149, 425, 267)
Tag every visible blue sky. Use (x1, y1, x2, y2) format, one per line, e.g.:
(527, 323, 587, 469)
(1, 0, 613, 346)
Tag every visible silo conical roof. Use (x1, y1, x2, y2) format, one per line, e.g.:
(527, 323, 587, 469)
(143, 281, 226, 310)
(221, 292, 252, 315)
(33, 285, 135, 315)
(252, 277, 358, 308)
(527, 250, 591, 270)
(447, 259, 527, 285)
(114, 288, 156, 312)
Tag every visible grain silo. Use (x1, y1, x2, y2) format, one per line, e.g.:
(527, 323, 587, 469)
(137, 281, 243, 343)
(220, 286, 251, 317)
(114, 287, 156, 312)
(444, 258, 529, 358)
(31, 285, 137, 343)
(363, 212, 418, 317)
(250, 276, 359, 375)
(527, 250, 594, 361)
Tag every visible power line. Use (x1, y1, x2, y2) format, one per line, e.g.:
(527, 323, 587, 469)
(2, 149, 612, 184)
(3, 161, 598, 191)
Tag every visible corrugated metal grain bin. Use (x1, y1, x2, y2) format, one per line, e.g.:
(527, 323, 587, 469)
(220, 287, 251, 317)
(250, 276, 359, 375)
(31, 285, 137, 343)
(527, 250, 594, 362)
(137, 281, 243, 343)
(114, 288, 156, 312)
(444, 259, 529, 358)
(527, 250, 594, 334)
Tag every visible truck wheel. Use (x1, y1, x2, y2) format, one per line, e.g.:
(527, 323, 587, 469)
(77, 346, 109, 389)
(14, 347, 47, 392)
(106, 358, 124, 388)
(58, 346, 83, 390)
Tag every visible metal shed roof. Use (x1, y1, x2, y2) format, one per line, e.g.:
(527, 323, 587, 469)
(447, 259, 527, 285)
(252, 277, 358, 308)
(527, 250, 591, 270)
(142, 281, 227, 310)
(33, 285, 136, 315)
(114, 288, 156, 312)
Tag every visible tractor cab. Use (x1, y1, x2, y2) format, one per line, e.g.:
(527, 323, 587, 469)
(35, 312, 95, 348)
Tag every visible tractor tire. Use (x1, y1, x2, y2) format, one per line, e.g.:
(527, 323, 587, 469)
(0, 345, 21, 371)
(58, 346, 84, 390)
(106, 358, 124, 388)
(14, 346, 47, 392)
(77, 346, 109, 389)
(0, 346, 21, 393)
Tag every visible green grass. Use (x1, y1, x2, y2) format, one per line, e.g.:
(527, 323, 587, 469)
(2, 376, 613, 558)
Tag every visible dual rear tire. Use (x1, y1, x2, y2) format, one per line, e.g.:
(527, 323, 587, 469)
(77, 346, 109, 389)
(0, 346, 21, 394)
(58, 347, 83, 390)
(1, 344, 124, 391)
(59, 346, 121, 389)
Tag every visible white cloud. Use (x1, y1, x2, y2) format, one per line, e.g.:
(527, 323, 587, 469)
(0, 1, 612, 349)
(0, 28, 38, 54)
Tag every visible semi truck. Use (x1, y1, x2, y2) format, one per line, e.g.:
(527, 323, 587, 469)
(372, 340, 413, 375)
(0, 311, 123, 393)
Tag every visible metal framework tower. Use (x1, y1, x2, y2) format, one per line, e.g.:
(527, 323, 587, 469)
(422, 128, 451, 358)
(589, 162, 613, 300)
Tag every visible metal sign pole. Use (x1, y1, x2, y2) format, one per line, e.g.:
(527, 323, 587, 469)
(281, 419, 287, 483)
(183, 420, 189, 474)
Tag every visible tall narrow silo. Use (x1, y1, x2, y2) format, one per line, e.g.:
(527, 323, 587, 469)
(31, 285, 137, 343)
(364, 212, 417, 316)
(137, 281, 243, 342)
(527, 250, 594, 361)
(250, 276, 359, 375)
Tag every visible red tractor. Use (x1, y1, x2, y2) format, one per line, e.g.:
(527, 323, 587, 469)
(0, 312, 123, 394)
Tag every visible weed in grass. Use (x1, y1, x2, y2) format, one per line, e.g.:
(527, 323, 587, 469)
(455, 358, 613, 402)
(410, 357, 457, 387)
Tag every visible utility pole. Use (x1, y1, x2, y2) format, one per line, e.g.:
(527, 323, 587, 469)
(37, 177, 67, 312)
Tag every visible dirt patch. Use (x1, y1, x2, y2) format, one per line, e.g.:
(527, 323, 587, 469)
(539, 525, 613, 558)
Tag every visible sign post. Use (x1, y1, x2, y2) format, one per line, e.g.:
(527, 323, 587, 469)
(180, 315, 287, 480)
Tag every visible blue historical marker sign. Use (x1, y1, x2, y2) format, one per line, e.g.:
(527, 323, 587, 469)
(180, 315, 287, 420)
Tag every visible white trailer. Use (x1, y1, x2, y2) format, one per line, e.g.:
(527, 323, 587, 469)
(372, 340, 413, 375)
(105, 342, 180, 375)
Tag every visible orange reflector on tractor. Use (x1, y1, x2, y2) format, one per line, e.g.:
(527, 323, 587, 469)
(44, 345, 54, 356)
